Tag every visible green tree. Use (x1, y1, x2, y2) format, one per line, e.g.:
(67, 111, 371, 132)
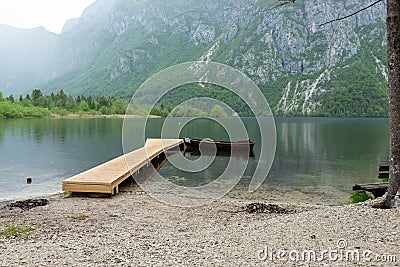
(66, 95, 77, 111)
(56, 89, 67, 108)
(21, 98, 32, 107)
(210, 105, 228, 118)
(35, 96, 47, 108)
(79, 100, 90, 112)
(111, 99, 127, 114)
(87, 96, 96, 110)
(98, 96, 110, 108)
(7, 95, 14, 103)
(31, 89, 43, 106)
(50, 92, 56, 102)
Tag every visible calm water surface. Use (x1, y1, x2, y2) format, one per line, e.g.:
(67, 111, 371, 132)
(0, 118, 389, 204)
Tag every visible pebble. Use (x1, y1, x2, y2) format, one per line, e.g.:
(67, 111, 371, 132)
(0, 195, 399, 266)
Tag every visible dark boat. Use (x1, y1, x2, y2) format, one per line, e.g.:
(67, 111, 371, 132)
(184, 149, 255, 158)
(184, 138, 255, 153)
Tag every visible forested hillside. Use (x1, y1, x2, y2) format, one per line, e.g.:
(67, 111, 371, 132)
(0, 0, 389, 117)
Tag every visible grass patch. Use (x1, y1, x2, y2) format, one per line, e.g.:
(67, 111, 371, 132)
(349, 191, 373, 203)
(0, 224, 34, 239)
(71, 215, 89, 221)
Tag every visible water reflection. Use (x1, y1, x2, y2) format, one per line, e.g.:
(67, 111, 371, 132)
(0, 119, 124, 200)
(0, 120, 4, 144)
(0, 117, 391, 205)
(159, 117, 390, 205)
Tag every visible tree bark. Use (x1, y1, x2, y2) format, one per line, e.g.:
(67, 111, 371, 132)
(385, 0, 400, 206)
(373, 0, 400, 208)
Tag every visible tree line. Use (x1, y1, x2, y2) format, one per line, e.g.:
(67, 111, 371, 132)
(0, 89, 128, 118)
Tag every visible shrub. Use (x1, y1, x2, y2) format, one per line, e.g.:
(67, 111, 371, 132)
(349, 191, 373, 203)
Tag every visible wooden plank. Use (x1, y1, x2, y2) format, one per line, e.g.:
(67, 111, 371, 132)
(379, 165, 390, 172)
(353, 182, 388, 198)
(353, 182, 388, 191)
(378, 172, 389, 179)
(62, 139, 183, 194)
(62, 183, 113, 194)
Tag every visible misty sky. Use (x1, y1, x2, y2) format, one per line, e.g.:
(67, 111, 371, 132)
(0, 0, 96, 33)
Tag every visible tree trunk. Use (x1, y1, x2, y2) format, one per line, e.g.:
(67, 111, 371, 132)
(386, 0, 400, 206)
(373, 0, 400, 208)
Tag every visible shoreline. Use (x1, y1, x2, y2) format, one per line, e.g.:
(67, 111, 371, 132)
(1, 193, 399, 266)
(51, 114, 161, 119)
(0, 114, 162, 120)
(0, 180, 353, 206)
(1, 115, 390, 120)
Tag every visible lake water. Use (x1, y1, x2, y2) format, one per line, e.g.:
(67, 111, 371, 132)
(0, 117, 389, 205)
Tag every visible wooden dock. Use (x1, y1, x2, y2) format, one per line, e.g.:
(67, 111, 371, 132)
(353, 182, 388, 198)
(62, 139, 184, 195)
(352, 165, 390, 198)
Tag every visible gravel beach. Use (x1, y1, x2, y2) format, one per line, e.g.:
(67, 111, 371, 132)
(1, 193, 399, 266)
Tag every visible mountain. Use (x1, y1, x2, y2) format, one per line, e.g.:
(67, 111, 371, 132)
(0, 0, 389, 116)
(0, 24, 59, 96)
